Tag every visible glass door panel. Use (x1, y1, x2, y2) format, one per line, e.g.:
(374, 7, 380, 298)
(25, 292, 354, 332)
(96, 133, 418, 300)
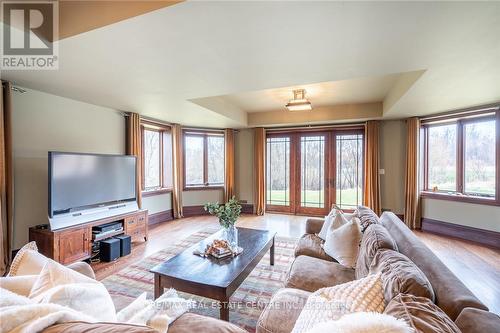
(335, 133, 364, 210)
(266, 136, 292, 212)
(297, 135, 328, 215)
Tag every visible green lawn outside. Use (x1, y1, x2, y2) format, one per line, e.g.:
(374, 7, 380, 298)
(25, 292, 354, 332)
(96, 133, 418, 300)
(267, 188, 362, 208)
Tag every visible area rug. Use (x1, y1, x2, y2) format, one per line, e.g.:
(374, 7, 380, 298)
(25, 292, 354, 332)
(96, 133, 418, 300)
(101, 227, 298, 332)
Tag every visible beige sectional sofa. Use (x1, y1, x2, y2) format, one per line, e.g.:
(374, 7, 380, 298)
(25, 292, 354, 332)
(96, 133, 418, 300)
(257, 211, 500, 333)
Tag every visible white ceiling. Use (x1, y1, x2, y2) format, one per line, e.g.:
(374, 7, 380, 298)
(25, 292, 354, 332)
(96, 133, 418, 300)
(2, 1, 500, 128)
(215, 73, 403, 113)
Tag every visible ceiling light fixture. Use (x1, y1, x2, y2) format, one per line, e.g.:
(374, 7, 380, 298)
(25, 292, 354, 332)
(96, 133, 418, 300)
(285, 89, 312, 111)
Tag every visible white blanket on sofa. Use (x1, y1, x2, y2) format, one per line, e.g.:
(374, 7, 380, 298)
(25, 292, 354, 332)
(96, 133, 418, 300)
(0, 286, 192, 333)
(0, 288, 94, 333)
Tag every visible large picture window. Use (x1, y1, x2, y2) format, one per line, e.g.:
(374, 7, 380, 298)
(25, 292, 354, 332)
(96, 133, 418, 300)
(421, 110, 499, 205)
(141, 122, 173, 195)
(184, 131, 225, 188)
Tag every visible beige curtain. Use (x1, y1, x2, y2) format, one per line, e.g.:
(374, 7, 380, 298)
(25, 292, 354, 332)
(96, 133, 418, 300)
(363, 121, 381, 215)
(172, 124, 183, 218)
(404, 117, 421, 229)
(1, 81, 14, 275)
(126, 113, 142, 209)
(254, 128, 266, 215)
(224, 129, 235, 202)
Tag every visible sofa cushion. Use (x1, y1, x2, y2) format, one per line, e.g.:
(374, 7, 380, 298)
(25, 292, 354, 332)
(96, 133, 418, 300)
(369, 249, 435, 303)
(291, 273, 385, 333)
(285, 255, 355, 292)
(323, 217, 362, 268)
(41, 321, 158, 333)
(455, 307, 500, 333)
(256, 288, 310, 333)
(305, 218, 325, 235)
(356, 205, 380, 232)
(8, 249, 47, 277)
(355, 224, 398, 279)
(170, 313, 247, 333)
(381, 212, 487, 320)
(384, 294, 461, 333)
(294, 234, 334, 262)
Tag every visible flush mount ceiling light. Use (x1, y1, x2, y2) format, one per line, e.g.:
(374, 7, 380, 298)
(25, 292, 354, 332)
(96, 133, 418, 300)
(285, 89, 312, 111)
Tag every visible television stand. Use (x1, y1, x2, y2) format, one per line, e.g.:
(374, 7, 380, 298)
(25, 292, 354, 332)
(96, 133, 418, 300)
(29, 209, 148, 265)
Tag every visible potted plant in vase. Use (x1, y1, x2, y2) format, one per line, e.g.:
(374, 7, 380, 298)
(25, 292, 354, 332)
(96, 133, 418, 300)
(204, 196, 242, 250)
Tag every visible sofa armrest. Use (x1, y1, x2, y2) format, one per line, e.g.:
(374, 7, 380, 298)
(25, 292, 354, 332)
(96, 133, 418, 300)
(305, 218, 325, 235)
(455, 308, 500, 333)
(67, 262, 96, 280)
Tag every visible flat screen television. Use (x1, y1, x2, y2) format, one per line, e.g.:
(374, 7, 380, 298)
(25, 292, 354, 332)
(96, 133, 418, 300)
(48, 152, 136, 218)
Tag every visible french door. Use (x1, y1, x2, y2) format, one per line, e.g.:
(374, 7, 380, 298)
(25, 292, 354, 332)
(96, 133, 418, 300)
(266, 129, 364, 216)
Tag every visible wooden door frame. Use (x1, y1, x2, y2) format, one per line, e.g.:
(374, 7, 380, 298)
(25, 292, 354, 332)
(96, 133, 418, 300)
(265, 133, 295, 214)
(265, 127, 365, 216)
(294, 131, 331, 216)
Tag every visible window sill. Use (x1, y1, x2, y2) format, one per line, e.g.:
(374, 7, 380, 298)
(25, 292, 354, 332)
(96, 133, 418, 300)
(142, 188, 172, 197)
(420, 191, 499, 207)
(183, 185, 224, 191)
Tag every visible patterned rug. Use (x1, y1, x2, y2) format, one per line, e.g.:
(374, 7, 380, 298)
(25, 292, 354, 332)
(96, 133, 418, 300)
(101, 227, 298, 332)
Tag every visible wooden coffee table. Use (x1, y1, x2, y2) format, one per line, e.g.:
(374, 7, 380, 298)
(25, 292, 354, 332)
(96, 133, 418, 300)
(150, 227, 276, 321)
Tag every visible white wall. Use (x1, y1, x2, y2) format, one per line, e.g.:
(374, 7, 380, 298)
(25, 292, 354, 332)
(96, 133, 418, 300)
(235, 129, 254, 204)
(11, 88, 125, 248)
(422, 198, 500, 232)
(182, 189, 223, 206)
(379, 120, 406, 214)
(142, 193, 172, 214)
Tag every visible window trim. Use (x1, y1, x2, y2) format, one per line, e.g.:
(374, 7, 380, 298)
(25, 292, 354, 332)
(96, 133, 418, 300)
(420, 110, 500, 206)
(141, 121, 173, 196)
(183, 130, 225, 190)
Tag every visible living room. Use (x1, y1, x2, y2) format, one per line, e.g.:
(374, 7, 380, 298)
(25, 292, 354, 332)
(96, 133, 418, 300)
(0, 1, 499, 333)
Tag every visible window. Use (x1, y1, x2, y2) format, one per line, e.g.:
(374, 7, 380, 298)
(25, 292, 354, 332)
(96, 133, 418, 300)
(336, 133, 364, 209)
(464, 120, 496, 196)
(184, 131, 225, 188)
(427, 124, 457, 192)
(422, 110, 499, 205)
(300, 135, 326, 208)
(141, 123, 172, 194)
(266, 136, 291, 206)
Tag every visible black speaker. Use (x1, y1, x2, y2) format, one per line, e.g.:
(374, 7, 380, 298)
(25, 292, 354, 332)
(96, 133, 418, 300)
(99, 238, 120, 262)
(114, 234, 131, 257)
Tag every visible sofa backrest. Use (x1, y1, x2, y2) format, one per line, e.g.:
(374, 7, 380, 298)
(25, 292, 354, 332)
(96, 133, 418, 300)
(380, 212, 488, 320)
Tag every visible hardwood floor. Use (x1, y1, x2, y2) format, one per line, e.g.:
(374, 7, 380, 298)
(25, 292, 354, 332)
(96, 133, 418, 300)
(93, 213, 500, 314)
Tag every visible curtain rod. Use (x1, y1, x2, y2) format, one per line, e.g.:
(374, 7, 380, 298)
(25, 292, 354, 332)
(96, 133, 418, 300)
(419, 103, 500, 122)
(265, 121, 367, 132)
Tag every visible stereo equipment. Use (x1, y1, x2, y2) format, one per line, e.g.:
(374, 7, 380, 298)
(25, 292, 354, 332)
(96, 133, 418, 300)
(114, 234, 131, 257)
(99, 238, 120, 262)
(93, 222, 123, 233)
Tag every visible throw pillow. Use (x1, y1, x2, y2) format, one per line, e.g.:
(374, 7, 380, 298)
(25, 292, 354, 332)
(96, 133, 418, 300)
(384, 294, 461, 333)
(8, 242, 47, 276)
(304, 312, 412, 333)
(356, 205, 380, 232)
(318, 210, 356, 241)
(29, 259, 117, 322)
(369, 249, 435, 303)
(355, 224, 398, 279)
(291, 273, 385, 333)
(323, 216, 362, 268)
(0, 275, 38, 296)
